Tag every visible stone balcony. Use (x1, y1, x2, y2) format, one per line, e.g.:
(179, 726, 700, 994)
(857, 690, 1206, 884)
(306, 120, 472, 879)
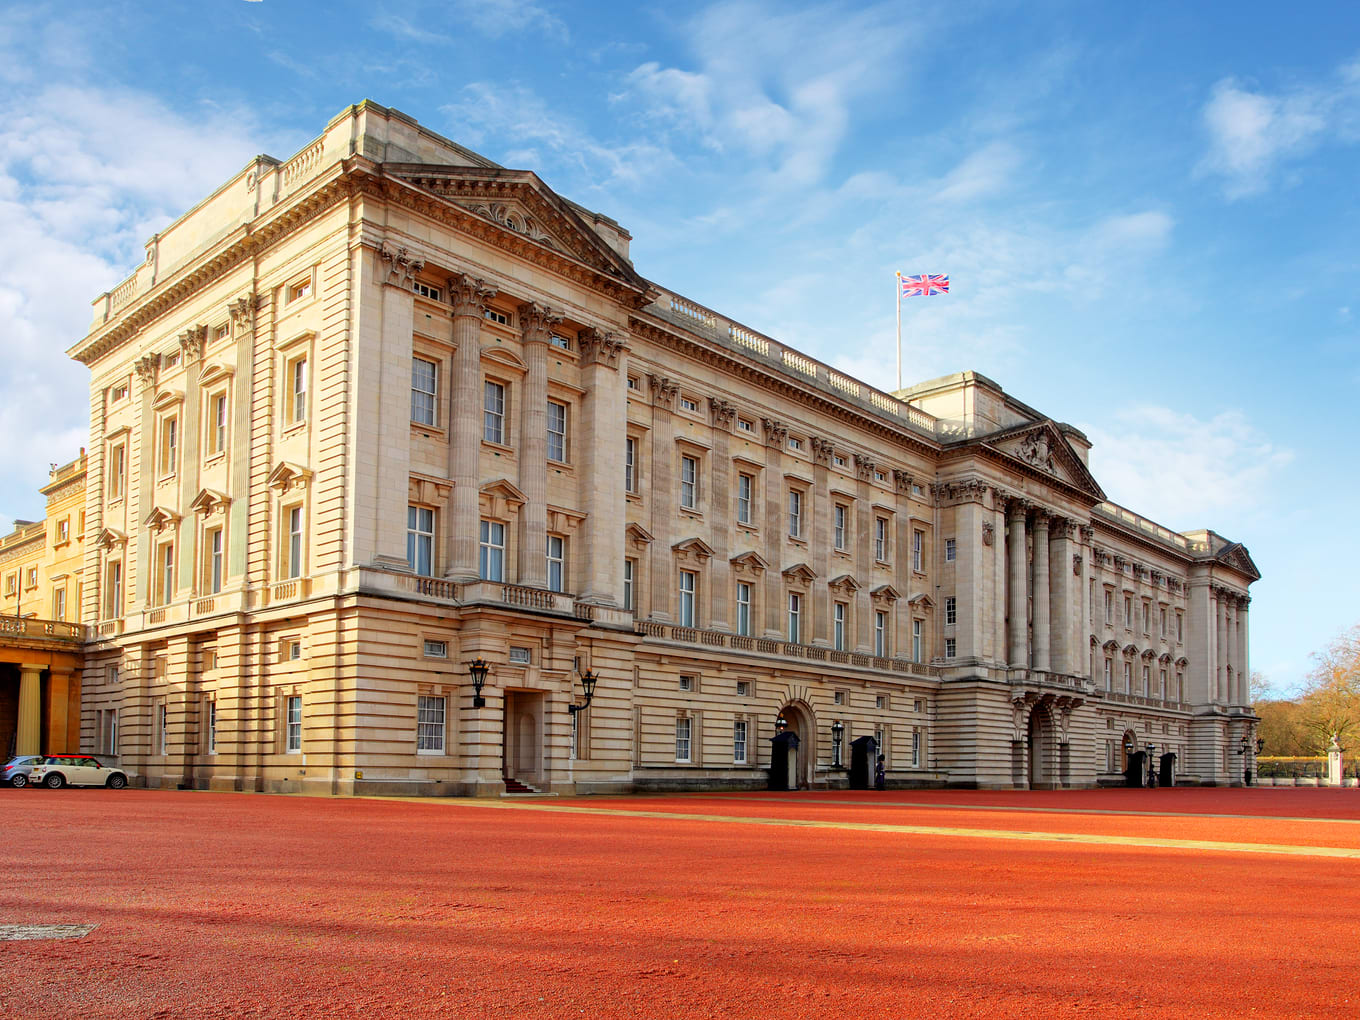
(0, 615, 86, 646)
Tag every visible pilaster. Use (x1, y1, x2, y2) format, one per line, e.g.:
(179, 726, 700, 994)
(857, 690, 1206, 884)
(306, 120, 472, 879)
(516, 302, 560, 589)
(1031, 510, 1051, 672)
(1006, 499, 1029, 667)
(577, 330, 628, 604)
(446, 274, 497, 581)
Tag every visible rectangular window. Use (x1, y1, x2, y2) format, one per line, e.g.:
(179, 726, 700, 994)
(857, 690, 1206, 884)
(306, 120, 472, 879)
(547, 401, 568, 462)
(678, 570, 696, 627)
(106, 561, 123, 617)
(737, 473, 753, 525)
(733, 720, 748, 764)
(788, 490, 803, 538)
(736, 418, 753, 433)
(1159, 607, 1167, 637)
(484, 308, 509, 326)
(1124, 596, 1132, 628)
(417, 695, 446, 753)
(1104, 658, 1113, 689)
(912, 729, 921, 767)
(1142, 603, 1150, 634)
(833, 602, 846, 651)
(109, 443, 126, 499)
(207, 392, 228, 456)
(1159, 668, 1168, 698)
(680, 455, 698, 509)
(834, 691, 845, 705)
(1176, 612, 1184, 643)
(1104, 591, 1113, 624)
(157, 543, 175, 606)
(285, 695, 302, 753)
(483, 380, 506, 443)
(912, 619, 923, 661)
(787, 592, 801, 643)
(288, 278, 312, 303)
(157, 704, 168, 757)
(206, 526, 224, 594)
(787, 436, 802, 451)
(625, 437, 638, 493)
(1142, 664, 1151, 696)
(53, 588, 66, 621)
(286, 506, 304, 579)
(424, 640, 448, 658)
(679, 395, 698, 412)
(550, 333, 571, 351)
(736, 582, 751, 636)
(56, 518, 69, 543)
(411, 357, 437, 426)
(479, 520, 505, 581)
(288, 356, 308, 425)
(1123, 661, 1133, 692)
(213, 323, 230, 343)
(675, 716, 692, 762)
(944, 596, 957, 626)
(876, 694, 887, 710)
(160, 416, 178, 476)
(679, 675, 693, 692)
(546, 535, 565, 593)
(407, 506, 435, 577)
(945, 538, 956, 562)
(834, 505, 847, 550)
(623, 559, 635, 612)
(101, 709, 118, 755)
(912, 529, 924, 571)
(944, 638, 956, 658)
(736, 680, 751, 697)
(875, 518, 888, 561)
(26, 567, 37, 589)
(413, 282, 442, 301)
(874, 611, 888, 657)
(111, 382, 129, 402)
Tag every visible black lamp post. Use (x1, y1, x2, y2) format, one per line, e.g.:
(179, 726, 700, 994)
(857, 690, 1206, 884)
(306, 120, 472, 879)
(467, 658, 490, 709)
(1145, 743, 1158, 787)
(774, 714, 788, 735)
(1237, 734, 1264, 785)
(569, 669, 599, 715)
(831, 719, 845, 768)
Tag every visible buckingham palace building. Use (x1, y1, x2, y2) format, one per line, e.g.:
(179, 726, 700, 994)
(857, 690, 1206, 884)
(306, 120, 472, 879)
(68, 101, 1260, 795)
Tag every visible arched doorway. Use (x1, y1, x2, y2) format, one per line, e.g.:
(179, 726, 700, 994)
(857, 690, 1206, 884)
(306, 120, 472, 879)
(1027, 704, 1056, 789)
(774, 701, 816, 790)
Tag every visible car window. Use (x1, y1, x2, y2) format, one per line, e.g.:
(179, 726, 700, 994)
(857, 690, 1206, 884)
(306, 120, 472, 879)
(85, 758, 100, 768)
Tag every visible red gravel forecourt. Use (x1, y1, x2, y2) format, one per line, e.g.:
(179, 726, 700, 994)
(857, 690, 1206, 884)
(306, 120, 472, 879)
(2, 787, 1356, 1019)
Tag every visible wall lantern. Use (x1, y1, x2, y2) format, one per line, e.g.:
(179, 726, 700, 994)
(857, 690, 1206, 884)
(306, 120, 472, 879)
(569, 669, 599, 715)
(774, 714, 789, 735)
(467, 658, 490, 709)
(831, 719, 845, 768)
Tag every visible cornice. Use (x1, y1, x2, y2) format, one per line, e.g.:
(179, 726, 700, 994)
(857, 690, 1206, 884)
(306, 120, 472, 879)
(937, 442, 1104, 508)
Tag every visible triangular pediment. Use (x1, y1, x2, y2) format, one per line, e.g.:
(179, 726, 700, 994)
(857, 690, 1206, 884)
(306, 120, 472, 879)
(729, 550, 769, 571)
(828, 573, 861, 593)
(782, 562, 817, 582)
(480, 478, 526, 505)
(907, 592, 935, 609)
(985, 421, 1106, 501)
(625, 522, 654, 546)
(267, 461, 312, 492)
(871, 584, 900, 602)
(189, 488, 231, 516)
(96, 527, 127, 551)
(143, 505, 181, 533)
(385, 165, 649, 291)
(1213, 542, 1261, 581)
(672, 537, 715, 559)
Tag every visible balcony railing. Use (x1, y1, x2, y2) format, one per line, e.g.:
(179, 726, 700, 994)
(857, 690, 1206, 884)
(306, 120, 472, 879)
(0, 615, 86, 644)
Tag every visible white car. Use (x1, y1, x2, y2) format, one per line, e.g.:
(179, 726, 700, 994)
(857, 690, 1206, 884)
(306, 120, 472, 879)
(29, 755, 129, 790)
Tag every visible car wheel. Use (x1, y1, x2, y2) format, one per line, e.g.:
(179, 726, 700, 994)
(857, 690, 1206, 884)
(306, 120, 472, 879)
(106, 774, 127, 790)
(10, 774, 27, 789)
(43, 773, 65, 789)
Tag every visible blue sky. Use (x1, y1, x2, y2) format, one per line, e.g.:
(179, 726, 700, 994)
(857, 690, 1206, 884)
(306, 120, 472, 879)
(1, 1, 1356, 693)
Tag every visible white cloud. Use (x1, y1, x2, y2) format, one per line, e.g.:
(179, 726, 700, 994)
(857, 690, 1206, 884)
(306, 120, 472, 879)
(1081, 406, 1294, 528)
(934, 142, 1023, 203)
(1198, 57, 1360, 198)
(452, 0, 567, 41)
(368, 12, 453, 45)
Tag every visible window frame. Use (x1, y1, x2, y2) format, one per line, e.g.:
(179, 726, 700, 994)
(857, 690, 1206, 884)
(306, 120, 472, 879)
(675, 716, 692, 763)
(407, 505, 436, 577)
(834, 504, 848, 551)
(874, 610, 888, 657)
(678, 570, 697, 628)
(787, 591, 802, 643)
(788, 488, 803, 539)
(733, 719, 748, 764)
(546, 534, 566, 593)
(417, 694, 447, 754)
(411, 356, 438, 427)
(736, 472, 754, 525)
(479, 519, 506, 581)
(735, 581, 752, 636)
(833, 602, 846, 651)
(285, 695, 303, 753)
(944, 596, 957, 627)
(679, 454, 699, 510)
(546, 399, 569, 463)
(483, 379, 507, 444)
(204, 525, 224, 594)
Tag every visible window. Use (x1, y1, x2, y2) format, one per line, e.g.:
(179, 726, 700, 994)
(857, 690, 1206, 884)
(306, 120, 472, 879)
(56, 518, 69, 544)
(876, 694, 887, 710)
(207, 392, 228, 456)
(111, 382, 129, 403)
(1104, 590, 1114, 624)
(912, 729, 921, 767)
(407, 506, 435, 577)
(944, 596, 957, 626)
(1176, 612, 1184, 643)
(625, 437, 638, 493)
(483, 381, 506, 443)
(205, 526, 224, 594)
(550, 333, 571, 351)
(874, 611, 888, 657)
(733, 720, 748, 764)
(424, 640, 448, 658)
(679, 455, 698, 509)
(1103, 658, 1113, 689)
(108, 442, 126, 499)
(623, 559, 635, 612)
(101, 709, 118, 755)
(1142, 664, 1151, 696)
(53, 588, 66, 621)
(736, 680, 751, 697)
(417, 695, 446, 753)
(678, 570, 697, 627)
(3, 573, 13, 596)
(287, 278, 312, 303)
(736, 418, 754, 434)
(679, 675, 694, 691)
(509, 646, 532, 664)
(1123, 595, 1132, 628)
(105, 561, 123, 617)
(833, 454, 846, 467)
(787, 592, 801, 643)
(736, 582, 751, 636)
(213, 323, 230, 343)
(157, 542, 175, 606)
(413, 282, 442, 301)
(156, 704, 168, 756)
(411, 357, 438, 426)
(944, 638, 956, 658)
(737, 473, 753, 525)
(912, 619, 923, 661)
(834, 690, 845, 705)
(546, 535, 565, 592)
(945, 538, 956, 562)
(912, 529, 924, 571)
(675, 716, 692, 762)
(787, 436, 803, 451)
(479, 520, 505, 581)
(874, 471, 886, 483)
(679, 395, 698, 413)
(484, 308, 509, 326)
(26, 567, 37, 589)
(1142, 602, 1150, 634)
(627, 376, 639, 391)
(287, 356, 308, 425)
(285, 506, 304, 579)
(285, 695, 302, 753)
(875, 518, 888, 561)
(547, 401, 568, 462)
(165, 351, 180, 370)
(788, 489, 803, 538)
(1159, 607, 1167, 638)
(1123, 661, 1133, 692)
(833, 602, 846, 650)
(1159, 668, 1168, 697)
(287, 640, 303, 661)
(834, 505, 847, 550)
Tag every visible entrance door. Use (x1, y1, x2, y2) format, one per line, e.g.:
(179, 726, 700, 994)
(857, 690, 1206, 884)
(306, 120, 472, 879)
(502, 691, 543, 786)
(1027, 708, 1050, 788)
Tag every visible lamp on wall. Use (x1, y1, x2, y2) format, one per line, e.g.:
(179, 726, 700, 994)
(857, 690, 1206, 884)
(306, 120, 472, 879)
(467, 658, 490, 709)
(569, 669, 599, 715)
(831, 719, 845, 768)
(774, 714, 788, 735)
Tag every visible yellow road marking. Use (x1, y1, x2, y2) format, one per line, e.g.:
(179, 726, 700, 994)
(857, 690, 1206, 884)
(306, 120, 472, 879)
(419, 799, 1360, 860)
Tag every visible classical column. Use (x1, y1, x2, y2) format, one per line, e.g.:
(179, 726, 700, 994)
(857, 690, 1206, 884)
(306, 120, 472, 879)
(17, 664, 43, 756)
(1237, 595, 1251, 705)
(1080, 524, 1095, 682)
(1216, 588, 1229, 703)
(648, 376, 678, 621)
(761, 418, 787, 638)
(1006, 500, 1029, 667)
(853, 453, 875, 653)
(516, 303, 559, 589)
(577, 330, 627, 604)
(1031, 510, 1051, 673)
(708, 401, 738, 629)
(446, 275, 497, 581)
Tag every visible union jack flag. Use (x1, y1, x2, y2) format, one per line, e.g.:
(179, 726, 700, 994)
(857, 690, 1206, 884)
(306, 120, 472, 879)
(899, 273, 949, 297)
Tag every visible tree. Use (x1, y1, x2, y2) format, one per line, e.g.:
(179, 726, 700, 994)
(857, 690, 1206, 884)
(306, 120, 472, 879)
(1254, 699, 1308, 756)
(1298, 624, 1360, 753)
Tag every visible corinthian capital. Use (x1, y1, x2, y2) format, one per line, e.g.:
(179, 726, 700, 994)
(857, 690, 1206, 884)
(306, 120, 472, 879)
(518, 301, 563, 344)
(447, 274, 498, 318)
(579, 328, 627, 369)
(380, 243, 425, 288)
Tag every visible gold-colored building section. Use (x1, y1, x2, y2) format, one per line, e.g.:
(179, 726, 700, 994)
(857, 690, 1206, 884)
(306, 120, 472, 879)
(1, 452, 88, 756)
(65, 101, 1260, 794)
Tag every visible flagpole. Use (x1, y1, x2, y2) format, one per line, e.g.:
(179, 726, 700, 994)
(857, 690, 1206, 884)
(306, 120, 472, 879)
(894, 272, 902, 392)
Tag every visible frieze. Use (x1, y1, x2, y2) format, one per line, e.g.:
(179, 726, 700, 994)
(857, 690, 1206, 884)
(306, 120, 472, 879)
(449, 200, 560, 251)
(380, 243, 425, 288)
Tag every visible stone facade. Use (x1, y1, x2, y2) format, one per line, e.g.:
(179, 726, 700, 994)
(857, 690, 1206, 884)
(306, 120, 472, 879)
(67, 101, 1260, 794)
